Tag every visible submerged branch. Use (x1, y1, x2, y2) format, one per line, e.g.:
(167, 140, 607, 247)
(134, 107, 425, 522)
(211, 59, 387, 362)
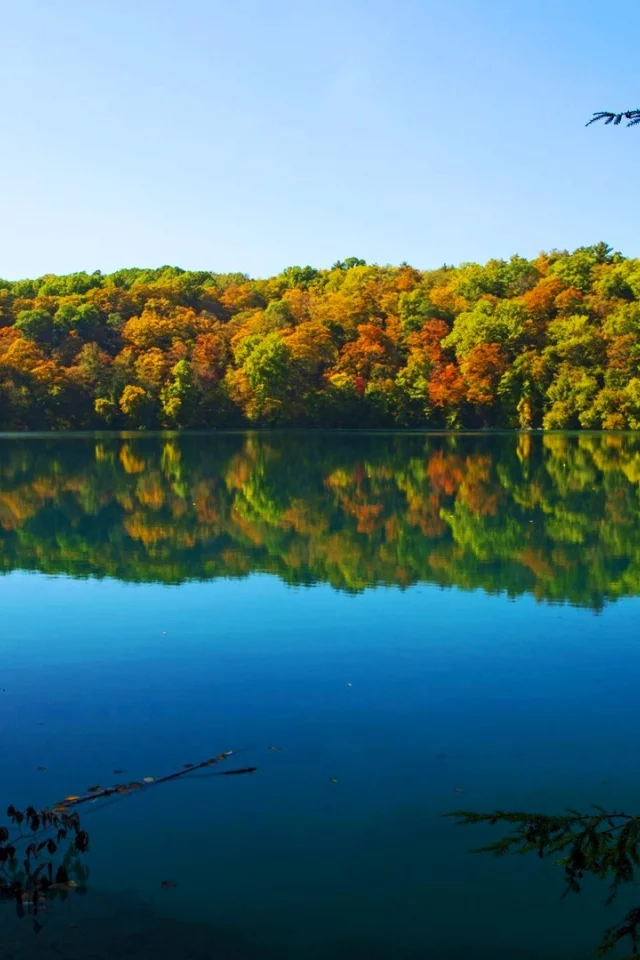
(57, 750, 236, 809)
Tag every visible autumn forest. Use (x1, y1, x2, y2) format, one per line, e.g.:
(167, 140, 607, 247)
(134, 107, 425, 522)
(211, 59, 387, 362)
(2, 243, 640, 430)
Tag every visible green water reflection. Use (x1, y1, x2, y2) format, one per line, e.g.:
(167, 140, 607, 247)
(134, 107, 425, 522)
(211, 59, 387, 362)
(1, 431, 639, 608)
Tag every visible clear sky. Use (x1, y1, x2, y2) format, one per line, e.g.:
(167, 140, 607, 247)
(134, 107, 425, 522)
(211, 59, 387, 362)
(1, 0, 638, 280)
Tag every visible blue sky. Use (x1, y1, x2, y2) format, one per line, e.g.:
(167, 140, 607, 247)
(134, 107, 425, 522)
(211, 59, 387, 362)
(1, 0, 638, 279)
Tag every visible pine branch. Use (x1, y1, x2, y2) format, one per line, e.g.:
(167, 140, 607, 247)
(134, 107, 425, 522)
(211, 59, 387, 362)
(596, 907, 640, 958)
(586, 110, 640, 127)
(446, 808, 640, 956)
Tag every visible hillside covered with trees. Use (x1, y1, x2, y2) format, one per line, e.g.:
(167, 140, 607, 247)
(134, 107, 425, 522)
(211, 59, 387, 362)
(2, 243, 640, 430)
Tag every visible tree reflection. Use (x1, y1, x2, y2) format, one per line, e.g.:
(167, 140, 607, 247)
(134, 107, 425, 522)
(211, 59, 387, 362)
(1, 432, 639, 609)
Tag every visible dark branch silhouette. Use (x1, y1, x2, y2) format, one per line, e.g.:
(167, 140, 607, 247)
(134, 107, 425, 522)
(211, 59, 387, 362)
(1, 749, 257, 934)
(587, 110, 640, 127)
(446, 806, 640, 957)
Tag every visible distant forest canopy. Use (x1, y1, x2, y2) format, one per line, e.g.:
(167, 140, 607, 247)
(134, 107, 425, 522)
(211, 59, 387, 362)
(1, 431, 639, 608)
(3, 243, 640, 430)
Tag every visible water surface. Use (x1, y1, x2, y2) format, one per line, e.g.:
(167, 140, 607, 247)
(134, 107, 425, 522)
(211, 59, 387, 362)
(1, 431, 639, 958)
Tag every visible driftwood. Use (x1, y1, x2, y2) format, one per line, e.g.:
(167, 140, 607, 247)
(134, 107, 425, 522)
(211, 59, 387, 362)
(54, 750, 255, 811)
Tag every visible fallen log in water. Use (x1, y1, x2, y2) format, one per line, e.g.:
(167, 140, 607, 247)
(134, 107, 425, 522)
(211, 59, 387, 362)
(55, 750, 247, 810)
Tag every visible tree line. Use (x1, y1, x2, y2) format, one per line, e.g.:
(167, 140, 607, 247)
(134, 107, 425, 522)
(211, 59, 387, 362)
(2, 243, 640, 429)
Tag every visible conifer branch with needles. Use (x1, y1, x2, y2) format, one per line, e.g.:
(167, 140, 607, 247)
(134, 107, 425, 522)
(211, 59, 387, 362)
(445, 807, 640, 957)
(587, 110, 640, 127)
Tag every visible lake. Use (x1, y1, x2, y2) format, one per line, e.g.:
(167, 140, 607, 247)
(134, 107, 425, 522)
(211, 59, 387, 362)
(1, 431, 639, 959)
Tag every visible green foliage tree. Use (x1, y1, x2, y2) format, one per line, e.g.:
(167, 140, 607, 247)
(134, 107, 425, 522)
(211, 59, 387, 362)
(160, 359, 198, 427)
(240, 332, 293, 423)
(14, 309, 54, 344)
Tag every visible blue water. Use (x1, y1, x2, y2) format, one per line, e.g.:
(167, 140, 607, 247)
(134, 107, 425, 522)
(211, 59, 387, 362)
(1, 432, 639, 957)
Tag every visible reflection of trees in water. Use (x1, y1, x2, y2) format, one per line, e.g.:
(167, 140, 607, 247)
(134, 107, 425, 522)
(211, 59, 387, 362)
(0, 432, 639, 609)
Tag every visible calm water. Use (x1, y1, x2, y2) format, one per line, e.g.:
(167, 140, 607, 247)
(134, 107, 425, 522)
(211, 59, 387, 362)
(1, 431, 640, 959)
